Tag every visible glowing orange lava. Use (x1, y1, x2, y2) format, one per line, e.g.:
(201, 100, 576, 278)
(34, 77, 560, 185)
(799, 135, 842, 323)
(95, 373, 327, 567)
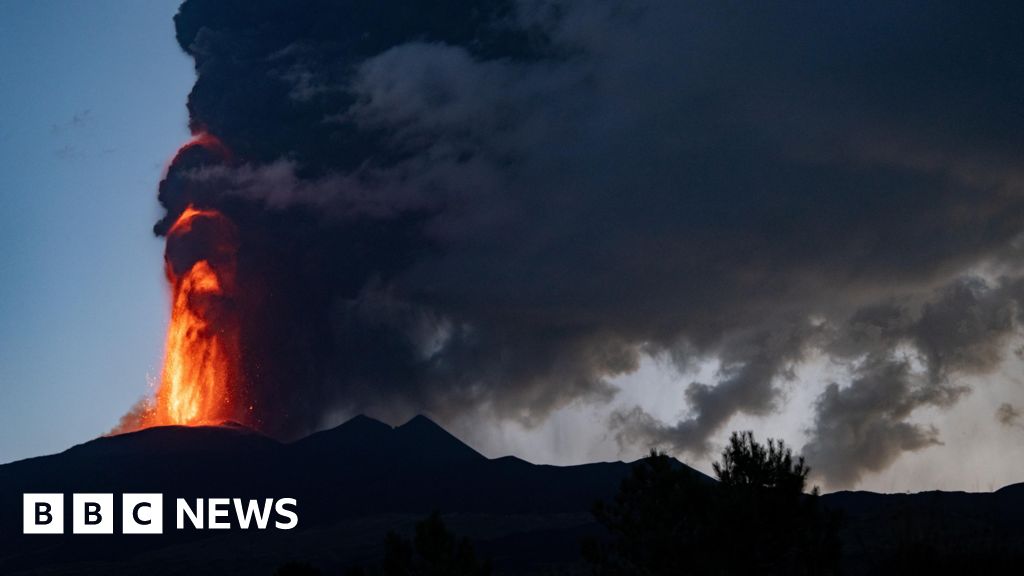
(111, 133, 249, 435)
(142, 205, 243, 428)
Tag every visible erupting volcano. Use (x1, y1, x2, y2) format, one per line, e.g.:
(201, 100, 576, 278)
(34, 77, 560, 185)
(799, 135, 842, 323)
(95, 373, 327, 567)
(149, 205, 243, 426)
(117, 134, 252, 433)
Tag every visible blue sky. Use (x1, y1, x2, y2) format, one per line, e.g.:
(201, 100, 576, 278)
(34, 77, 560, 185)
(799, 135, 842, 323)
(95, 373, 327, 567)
(0, 1, 193, 463)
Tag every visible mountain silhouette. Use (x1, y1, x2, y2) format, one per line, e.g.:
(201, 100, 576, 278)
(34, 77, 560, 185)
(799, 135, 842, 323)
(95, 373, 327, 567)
(290, 414, 485, 467)
(0, 415, 705, 574)
(1, 416, 1022, 575)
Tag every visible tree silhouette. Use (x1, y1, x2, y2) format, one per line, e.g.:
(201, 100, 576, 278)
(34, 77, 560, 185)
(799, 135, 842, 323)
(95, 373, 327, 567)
(712, 431, 839, 576)
(586, 431, 840, 576)
(714, 430, 808, 493)
(584, 450, 714, 575)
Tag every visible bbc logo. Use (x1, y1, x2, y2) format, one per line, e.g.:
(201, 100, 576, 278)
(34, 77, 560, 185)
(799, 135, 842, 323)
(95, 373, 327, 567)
(23, 493, 163, 534)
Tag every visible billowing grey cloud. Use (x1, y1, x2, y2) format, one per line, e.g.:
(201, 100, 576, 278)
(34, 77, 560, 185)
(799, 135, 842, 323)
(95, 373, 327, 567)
(148, 0, 1024, 481)
(798, 276, 1023, 487)
(612, 321, 817, 456)
(997, 403, 1022, 428)
(802, 354, 954, 488)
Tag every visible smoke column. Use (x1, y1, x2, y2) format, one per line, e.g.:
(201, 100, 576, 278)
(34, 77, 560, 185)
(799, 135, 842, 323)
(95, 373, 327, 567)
(116, 1, 1024, 488)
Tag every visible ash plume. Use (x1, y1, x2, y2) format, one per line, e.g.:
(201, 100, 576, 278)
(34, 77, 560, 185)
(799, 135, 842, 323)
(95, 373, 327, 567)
(150, 0, 1024, 482)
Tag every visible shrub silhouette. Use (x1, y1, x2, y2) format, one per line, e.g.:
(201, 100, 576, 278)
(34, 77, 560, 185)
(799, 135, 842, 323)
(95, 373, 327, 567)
(586, 431, 840, 575)
(349, 512, 490, 576)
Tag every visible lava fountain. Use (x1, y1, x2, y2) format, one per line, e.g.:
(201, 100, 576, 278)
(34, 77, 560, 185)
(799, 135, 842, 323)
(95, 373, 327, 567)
(116, 134, 250, 432)
(147, 205, 243, 426)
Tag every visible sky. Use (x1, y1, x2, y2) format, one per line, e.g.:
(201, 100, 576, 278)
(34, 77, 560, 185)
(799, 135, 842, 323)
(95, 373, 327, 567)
(2, 1, 1024, 495)
(0, 0, 192, 463)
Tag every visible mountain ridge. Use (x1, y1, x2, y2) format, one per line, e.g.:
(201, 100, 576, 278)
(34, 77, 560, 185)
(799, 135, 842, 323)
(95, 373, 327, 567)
(8, 415, 1021, 493)
(3, 416, 1024, 575)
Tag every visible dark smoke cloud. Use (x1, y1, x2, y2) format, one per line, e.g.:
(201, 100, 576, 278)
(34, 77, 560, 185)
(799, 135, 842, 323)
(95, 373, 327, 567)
(157, 0, 1024, 481)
